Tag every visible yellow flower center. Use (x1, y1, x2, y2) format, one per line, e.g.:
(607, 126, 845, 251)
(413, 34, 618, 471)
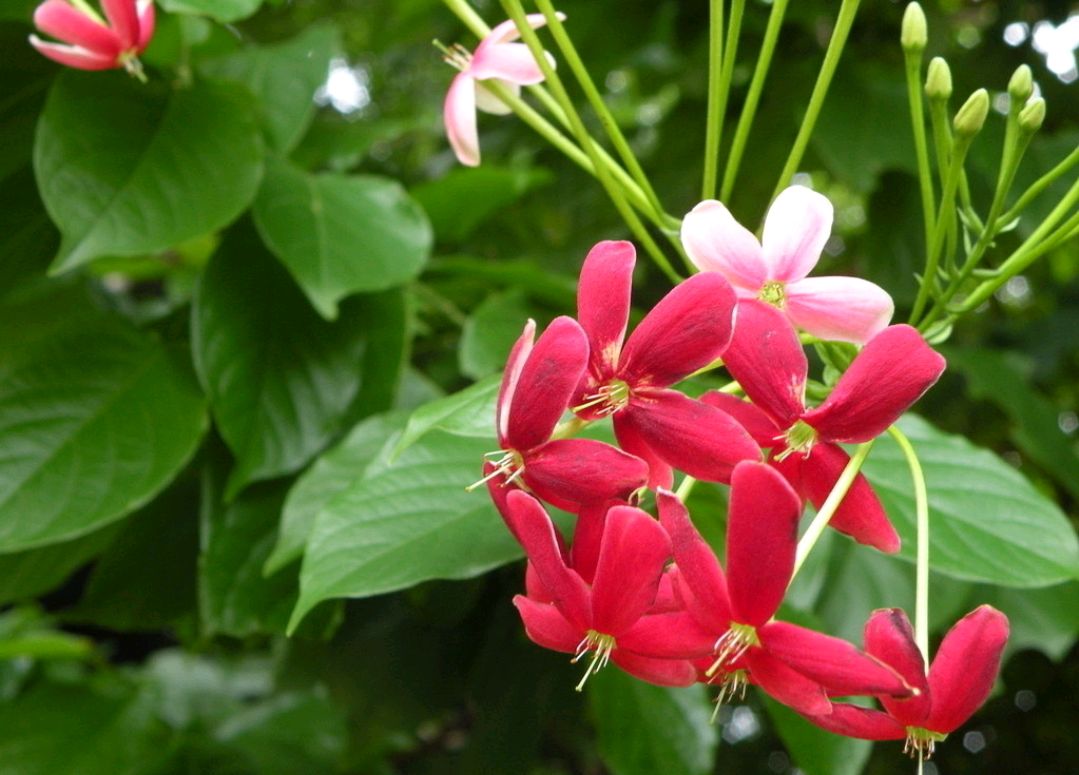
(574, 379, 631, 416)
(774, 419, 818, 462)
(572, 630, 617, 691)
(759, 280, 787, 308)
(904, 727, 947, 760)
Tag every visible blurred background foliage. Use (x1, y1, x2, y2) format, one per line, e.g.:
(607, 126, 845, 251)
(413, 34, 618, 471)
(0, 0, 1077, 773)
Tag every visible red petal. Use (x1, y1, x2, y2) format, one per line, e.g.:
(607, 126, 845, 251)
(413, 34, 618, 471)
(656, 489, 731, 633)
(513, 595, 581, 653)
(523, 439, 647, 512)
(650, 565, 684, 613)
(135, 0, 154, 50)
(802, 325, 946, 442)
(864, 608, 931, 726)
(801, 703, 906, 740)
(34, 0, 121, 56)
(498, 320, 535, 446)
(569, 499, 615, 584)
(102, 0, 138, 48)
(726, 462, 802, 627)
(618, 273, 737, 388)
(612, 651, 698, 687)
(577, 241, 634, 380)
(925, 605, 1009, 734)
(746, 649, 832, 716)
(613, 411, 673, 489)
(701, 391, 781, 447)
(619, 612, 717, 659)
(759, 621, 911, 698)
(524, 561, 551, 602)
(506, 316, 588, 451)
(722, 300, 807, 427)
(29, 38, 116, 69)
(621, 391, 762, 484)
(590, 506, 672, 636)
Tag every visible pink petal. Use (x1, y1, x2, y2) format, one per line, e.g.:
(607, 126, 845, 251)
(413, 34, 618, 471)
(506, 316, 588, 452)
(497, 320, 535, 445)
(525, 561, 552, 602)
(801, 703, 906, 740)
(864, 608, 931, 726)
(620, 612, 717, 659)
(760, 186, 833, 282)
(722, 300, 807, 427)
(656, 489, 731, 633)
(522, 438, 647, 513)
(618, 272, 737, 388)
(700, 391, 780, 447)
(444, 72, 480, 167)
(650, 566, 684, 613)
(590, 506, 672, 636)
(785, 276, 894, 345)
(746, 650, 832, 716)
(759, 621, 911, 698)
(470, 42, 548, 85)
(680, 199, 766, 291)
(28, 37, 116, 69)
(801, 325, 946, 443)
(612, 411, 673, 489)
(483, 12, 561, 45)
(102, 0, 138, 49)
(925, 605, 1009, 734)
(514, 595, 581, 653)
(620, 390, 761, 484)
(34, 0, 121, 56)
(612, 651, 698, 687)
(570, 499, 618, 584)
(135, 0, 155, 51)
(725, 462, 801, 627)
(577, 240, 634, 381)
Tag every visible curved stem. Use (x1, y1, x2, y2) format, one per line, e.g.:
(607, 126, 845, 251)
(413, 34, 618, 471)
(702, 0, 725, 199)
(999, 145, 1079, 225)
(904, 50, 935, 259)
(888, 425, 929, 662)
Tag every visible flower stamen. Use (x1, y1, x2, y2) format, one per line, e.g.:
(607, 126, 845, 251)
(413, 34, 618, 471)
(904, 727, 947, 760)
(758, 280, 787, 308)
(571, 630, 616, 691)
(573, 380, 631, 416)
(708, 668, 749, 723)
(705, 622, 760, 678)
(433, 39, 472, 71)
(465, 449, 524, 491)
(773, 419, 818, 462)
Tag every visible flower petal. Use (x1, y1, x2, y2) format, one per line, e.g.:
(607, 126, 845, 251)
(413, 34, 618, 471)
(802, 325, 946, 443)
(925, 605, 1009, 734)
(590, 505, 672, 636)
(474, 80, 518, 115)
(760, 186, 832, 282)
(722, 300, 807, 427)
(620, 612, 717, 659)
(522, 438, 647, 513)
(34, 0, 121, 55)
(570, 499, 619, 584)
(618, 272, 737, 388)
(577, 240, 635, 381)
(726, 462, 801, 627)
(514, 595, 581, 653)
(471, 42, 548, 85)
(497, 320, 535, 445)
(746, 650, 832, 716)
(612, 411, 673, 489)
(483, 12, 562, 46)
(611, 651, 698, 687)
(444, 72, 480, 167)
(102, 0, 138, 49)
(680, 199, 766, 291)
(700, 390, 780, 447)
(136, 0, 155, 50)
(784, 276, 894, 345)
(28, 37, 115, 69)
(864, 608, 930, 726)
(506, 316, 588, 451)
(620, 390, 761, 484)
(801, 703, 907, 740)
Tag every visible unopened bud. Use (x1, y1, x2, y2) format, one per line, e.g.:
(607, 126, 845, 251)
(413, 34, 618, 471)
(953, 88, 989, 137)
(925, 57, 952, 101)
(1008, 65, 1033, 103)
(1018, 97, 1046, 133)
(901, 3, 928, 52)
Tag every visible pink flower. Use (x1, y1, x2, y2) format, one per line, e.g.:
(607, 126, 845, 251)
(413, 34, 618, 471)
(681, 186, 894, 345)
(442, 13, 562, 167)
(709, 300, 946, 553)
(30, 0, 155, 75)
(573, 240, 761, 488)
(803, 606, 1009, 760)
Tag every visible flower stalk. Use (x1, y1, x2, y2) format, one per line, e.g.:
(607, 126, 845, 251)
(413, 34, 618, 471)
(888, 425, 930, 661)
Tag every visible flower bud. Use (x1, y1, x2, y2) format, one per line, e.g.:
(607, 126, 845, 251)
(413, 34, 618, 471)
(953, 88, 989, 137)
(925, 57, 952, 101)
(1008, 65, 1034, 103)
(1018, 97, 1046, 133)
(901, 3, 928, 52)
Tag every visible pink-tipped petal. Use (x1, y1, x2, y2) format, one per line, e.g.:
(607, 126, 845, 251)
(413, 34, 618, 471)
(801, 703, 907, 740)
(612, 651, 699, 687)
(700, 391, 781, 447)
(620, 391, 761, 484)
(680, 199, 767, 291)
(102, 0, 139, 49)
(746, 650, 833, 716)
(759, 621, 911, 698)
(722, 300, 807, 427)
(864, 608, 931, 726)
(784, 276, 895, 345)
(470, 41, 547, 85)
(620, 612, 717, 659)
(522, 438, 647, 513)
(802, 325, 946, 443)
(590, 506, 672, 636)
(657, 489, 731, 633)
(506, 316, 588, 451)
(570, 499, 617, 584)
(612, 411, 673, 489)
(514, 595, 581, 653)
(726, 462, 801, 626)
(444, 73, 480, 167)
(483, 12, 560, 45)
(619, 273, 737, 388)
(34, 0, 122, 56)
(28, 37, 116, 69)
(497, 320, 536, 445)
(925, 605, 1009, 734)
(761, 186, 833, 282)
(135, 0, 155, 51)
(577, 240, 635, 380)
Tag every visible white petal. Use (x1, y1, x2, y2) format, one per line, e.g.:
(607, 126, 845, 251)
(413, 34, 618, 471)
(761, 186, 833, 282)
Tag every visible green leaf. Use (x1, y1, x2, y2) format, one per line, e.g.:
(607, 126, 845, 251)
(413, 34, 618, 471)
(0, 526, 119, 606)
(199, 24, 341, 153)
(35, 73, 262, 273)
(459, 290, 533, 380)
(0, 285, 207, 553)
(159, 0, 263, 22)
(191, 227, 369, 495)
(253, 157, 432, 319)
(392, 375, 499, 456)
(290, 430, 513, 631)
(861, 415, 1079, 587)
(589, 669, 718, 775)
(978, 582, 1079, 662)
(763, 696, 871, 775)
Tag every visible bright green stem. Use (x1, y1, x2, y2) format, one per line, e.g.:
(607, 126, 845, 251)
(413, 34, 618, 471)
(720, 0, 789, 201)
(676, 475, 698, 501)
(771, 0, 862, 200)
(441, 0, 491, 36)
(999, 145, 1079, 225)
(702, 0, 725, 199)
(888, 426, 929, 661)
(792, 440, 874, 578)
(904, 50, 935, 258)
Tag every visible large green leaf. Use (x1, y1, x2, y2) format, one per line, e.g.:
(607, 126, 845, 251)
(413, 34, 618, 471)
(35, 73, 262, 273)
(764, 697, 872, 775)
(459, 290, 534, 380)
(862, 415, 1079, 587)
(0, 285, 207, 553)
(159, 0, 263, 22)
(253, 157, 432, 319)
(392, 375, 499, 456)
(589, 670, 718, 775)
(0, 526, 119, 606)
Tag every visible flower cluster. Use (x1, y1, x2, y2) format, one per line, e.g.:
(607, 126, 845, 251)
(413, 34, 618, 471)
(477, 191, 1008, 759)
(29, 0, 155, 77)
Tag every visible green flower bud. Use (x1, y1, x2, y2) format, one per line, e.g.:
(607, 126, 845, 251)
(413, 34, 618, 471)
(1008, 65, 1033, 103)
(925, 57, 952, 101)
(953, 88, 989, 137)
(901, 2, 928, 52)
(1018, 97, 1046, 133)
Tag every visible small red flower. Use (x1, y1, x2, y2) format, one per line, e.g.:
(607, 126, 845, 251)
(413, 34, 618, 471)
(30, 0, 155, 76)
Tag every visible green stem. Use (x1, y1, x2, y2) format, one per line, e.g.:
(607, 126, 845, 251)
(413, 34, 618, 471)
(441, 0, 490, 37)
(999, 145, 1079, 225)
(702, 0, 725, 199)
(791, 440, 874, 578)
(772, 0, 862, 200)
(675, 475, 698, 501)
(904, 51, 935, 256)
(888, 426, 929, 661)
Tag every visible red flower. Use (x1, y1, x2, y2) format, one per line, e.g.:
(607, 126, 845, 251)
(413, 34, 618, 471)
(30, 0, 154, 75)
(658, 463, 912, 715)
(711, 300, 946, 552)
(477, 317, 648, 512)
(802, 606, 1009, 759)
(573, 240, 760, 488)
